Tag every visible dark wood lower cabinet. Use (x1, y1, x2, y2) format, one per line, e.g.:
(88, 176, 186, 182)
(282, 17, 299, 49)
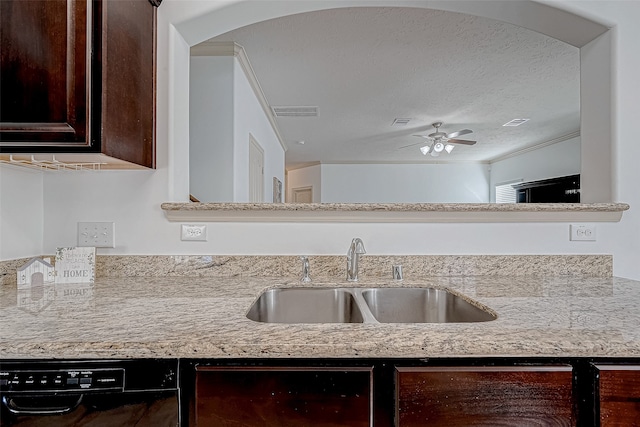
(395, 366, 574, 427)
(594, 365, 640, 427)
(194, 366, 373, 427)
(182, 360, 640, 427)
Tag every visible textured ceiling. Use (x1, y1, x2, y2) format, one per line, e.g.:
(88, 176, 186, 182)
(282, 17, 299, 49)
(204, 7, 580, 169)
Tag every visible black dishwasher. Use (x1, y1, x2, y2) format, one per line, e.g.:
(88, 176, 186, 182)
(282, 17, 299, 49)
(0, 359, 179, 426)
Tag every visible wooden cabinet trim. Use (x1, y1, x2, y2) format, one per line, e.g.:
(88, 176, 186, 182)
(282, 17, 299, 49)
(196, 365, 374, 373)
(594, 364, 640, 371)
(396, 365, 573, 373)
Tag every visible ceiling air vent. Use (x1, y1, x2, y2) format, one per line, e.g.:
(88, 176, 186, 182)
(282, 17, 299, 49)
(503, 118, 530, 127)
(392, 118, 412, 126)
(271, 106, 318, 117)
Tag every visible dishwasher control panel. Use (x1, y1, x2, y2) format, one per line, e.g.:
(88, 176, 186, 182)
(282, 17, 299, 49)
(0, 368, 124, 393)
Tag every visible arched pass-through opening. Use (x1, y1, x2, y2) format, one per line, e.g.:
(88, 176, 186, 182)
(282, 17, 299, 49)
(164, 0, 612, 203)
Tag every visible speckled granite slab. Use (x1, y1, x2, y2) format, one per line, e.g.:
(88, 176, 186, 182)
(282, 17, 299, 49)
(0, 255, 612, 285)
(94, 255, 613, 278)
(161, 202, 629, 212)
(0, 257, 32, 286)
(160, 202, 630, 222)
(1, 275, 639, 359)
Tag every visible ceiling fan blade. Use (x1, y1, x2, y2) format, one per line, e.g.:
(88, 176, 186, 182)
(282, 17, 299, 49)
(446, 129, 473, 139)
(412, 134, 431, 138)
(447, 138, 477, 146)
(397, 141, 427, 149)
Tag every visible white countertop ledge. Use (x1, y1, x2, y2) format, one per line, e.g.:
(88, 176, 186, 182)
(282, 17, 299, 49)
(161, 202, 629, 223)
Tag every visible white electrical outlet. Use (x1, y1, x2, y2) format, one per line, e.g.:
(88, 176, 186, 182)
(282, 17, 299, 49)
(78, 222, 115, 247)
(570, 224, 597, 241)
(181, 224, 207, 241)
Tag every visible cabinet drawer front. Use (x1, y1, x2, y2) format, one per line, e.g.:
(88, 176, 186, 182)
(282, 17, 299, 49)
(595, 365, 640, 427)
(396, 366, 574, 427)
(195, 366, 373, 427)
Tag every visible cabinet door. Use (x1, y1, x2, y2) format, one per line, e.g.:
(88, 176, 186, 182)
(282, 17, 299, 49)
(194, 366, 373, 427)
(396, 366, 574, 427)
(594, 365, 640, 426)
(1, 0, 156, 168)
(99, 0, 156, 168)
(0, 0, 90, 145)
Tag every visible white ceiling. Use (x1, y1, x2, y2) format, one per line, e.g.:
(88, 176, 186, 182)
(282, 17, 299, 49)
(203, 7, 580, 170)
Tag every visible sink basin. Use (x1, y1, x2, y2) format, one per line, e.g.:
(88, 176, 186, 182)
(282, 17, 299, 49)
(247, 287, 496, 324)
(246, 288, 364, 323)
(361, 288, 496, 323)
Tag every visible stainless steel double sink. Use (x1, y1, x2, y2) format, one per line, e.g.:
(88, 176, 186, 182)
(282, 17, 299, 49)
(246, 287, 496, 324)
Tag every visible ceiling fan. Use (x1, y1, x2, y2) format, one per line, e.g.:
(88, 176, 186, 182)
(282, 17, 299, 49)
(400, 122, 476, 156)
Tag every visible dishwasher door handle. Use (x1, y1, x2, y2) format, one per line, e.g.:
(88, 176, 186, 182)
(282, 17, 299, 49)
(2, 394, 83, 415)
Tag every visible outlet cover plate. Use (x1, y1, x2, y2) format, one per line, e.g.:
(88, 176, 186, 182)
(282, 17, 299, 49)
(181, 224, 207, 241)
(78, 222, 115, 247)
(570, 224, 596, 241)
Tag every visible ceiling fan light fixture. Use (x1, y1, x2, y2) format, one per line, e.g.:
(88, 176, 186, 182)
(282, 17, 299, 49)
(409, 122, 476, 155)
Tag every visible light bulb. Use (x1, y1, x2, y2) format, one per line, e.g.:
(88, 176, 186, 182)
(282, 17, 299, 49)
(445, 144, 454, 153)
(433, 142, 445, 153)
(420, 145, 430, 155)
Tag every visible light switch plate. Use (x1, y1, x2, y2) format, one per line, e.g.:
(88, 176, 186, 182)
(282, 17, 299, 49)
(78, 222, 115, 247)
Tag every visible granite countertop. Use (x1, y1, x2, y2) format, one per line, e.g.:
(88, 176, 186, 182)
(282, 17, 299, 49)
(1, 275, 639, 359)
(160, 202, 630, 223)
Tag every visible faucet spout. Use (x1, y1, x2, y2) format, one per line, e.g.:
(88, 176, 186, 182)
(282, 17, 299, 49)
(300, 256, 311, 283)
(346, 238, 366, 281)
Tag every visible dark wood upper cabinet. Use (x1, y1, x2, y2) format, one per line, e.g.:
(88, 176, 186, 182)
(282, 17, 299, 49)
(0, 0, 157, 168)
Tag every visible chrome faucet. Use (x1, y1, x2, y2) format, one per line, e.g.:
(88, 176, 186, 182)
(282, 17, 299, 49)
(300, 256, 311, 283)
(346, 238, 366, 281)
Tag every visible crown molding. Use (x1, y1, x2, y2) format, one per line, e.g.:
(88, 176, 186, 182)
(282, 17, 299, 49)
(489, 130, 580, 163)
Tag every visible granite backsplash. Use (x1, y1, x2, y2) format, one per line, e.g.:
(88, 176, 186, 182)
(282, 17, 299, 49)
(0, 254, 613, 286)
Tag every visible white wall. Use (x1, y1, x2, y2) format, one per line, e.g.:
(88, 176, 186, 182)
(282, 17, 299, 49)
(321, 163, 490, 203)
(232, 57, 285, 202)
(2, 1, 640, 281)
(0, 166, 43, 259)
(580, 30, 612, 202)
(190, 55, 284, 202)
(287, 164, 321, 202)
(190, 56, 235, 201)
(490, 137, 581, 202)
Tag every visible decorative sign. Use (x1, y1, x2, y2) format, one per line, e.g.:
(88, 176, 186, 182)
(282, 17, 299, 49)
(55, 247, 96, 284)
(16, 257, 55, 289)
